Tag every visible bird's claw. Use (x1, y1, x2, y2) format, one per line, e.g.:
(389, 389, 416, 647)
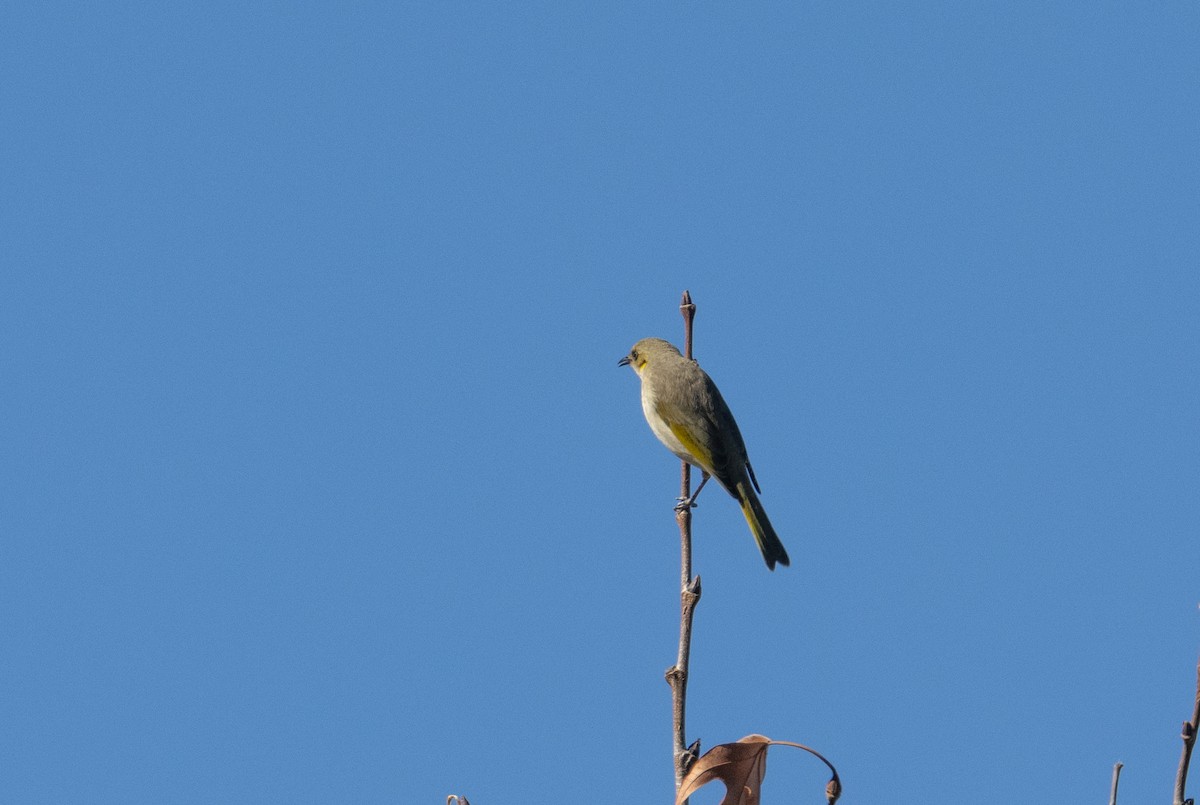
(674, 496, 698, 512)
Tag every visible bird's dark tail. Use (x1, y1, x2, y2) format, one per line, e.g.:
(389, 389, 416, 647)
(735, 480, 790, 570)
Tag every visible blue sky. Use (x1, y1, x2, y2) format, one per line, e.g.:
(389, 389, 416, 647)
(3, 3, 1198, 803)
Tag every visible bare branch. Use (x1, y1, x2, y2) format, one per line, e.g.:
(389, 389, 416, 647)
(1108, 761, 1122, 805)
(1174, 653, 1200, 805)
(666, 290, 702, 794)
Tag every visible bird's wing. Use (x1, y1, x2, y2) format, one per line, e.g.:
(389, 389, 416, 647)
(655, 371, 742, 489)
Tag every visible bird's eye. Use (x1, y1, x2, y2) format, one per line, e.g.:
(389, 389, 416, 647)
(630, 350, 638, 360)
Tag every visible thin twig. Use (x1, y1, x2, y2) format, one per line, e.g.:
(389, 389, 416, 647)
(666, 290, 702, 794)
(1108, 762, 1122, 805)
(1174, 653, 1200, 805)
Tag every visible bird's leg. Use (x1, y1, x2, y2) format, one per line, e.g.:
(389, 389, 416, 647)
(674, 472, 711, 511)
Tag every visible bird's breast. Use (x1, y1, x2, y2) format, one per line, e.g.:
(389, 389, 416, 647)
(640, 382, 700, 466)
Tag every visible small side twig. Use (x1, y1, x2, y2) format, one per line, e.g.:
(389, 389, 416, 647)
(1174, 653, 1200, 805)
(666, 290, 702, 794)
(1109, 761, 1122, 805)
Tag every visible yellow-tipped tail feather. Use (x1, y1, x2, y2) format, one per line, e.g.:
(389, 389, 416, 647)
(736, 481, 790, 570)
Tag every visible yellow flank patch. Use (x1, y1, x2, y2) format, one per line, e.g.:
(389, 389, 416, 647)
(668, 422, 712, 467)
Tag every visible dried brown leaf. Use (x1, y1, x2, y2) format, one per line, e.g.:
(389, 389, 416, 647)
(675, 734, 771, 805)
(825, 774, 841, 804)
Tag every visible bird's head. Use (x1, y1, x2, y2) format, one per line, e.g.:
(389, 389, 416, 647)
(618, 338, 681, 374)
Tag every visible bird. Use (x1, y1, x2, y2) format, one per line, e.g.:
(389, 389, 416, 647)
(619, 337, 790, 570)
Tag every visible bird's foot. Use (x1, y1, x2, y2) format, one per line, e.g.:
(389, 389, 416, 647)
(674, 494, 699, 512)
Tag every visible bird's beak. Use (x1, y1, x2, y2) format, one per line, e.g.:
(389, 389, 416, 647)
(618, 356, 631, 367)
